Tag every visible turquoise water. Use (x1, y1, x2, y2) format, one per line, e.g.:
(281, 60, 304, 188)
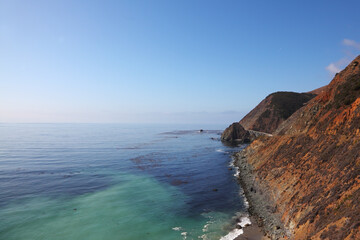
(0, 124, 247, 240)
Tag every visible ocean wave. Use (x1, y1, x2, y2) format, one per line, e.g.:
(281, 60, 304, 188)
(229, 158, 240, 177)
(172, 227, 187, 239)
(220, 228, 244, 240)
(172, 226, 182, 231)
(220, 216, 251, 240)
(216, 149, 229, 153)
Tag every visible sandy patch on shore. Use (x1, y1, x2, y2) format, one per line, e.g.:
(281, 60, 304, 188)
(235, 216, 270, 240)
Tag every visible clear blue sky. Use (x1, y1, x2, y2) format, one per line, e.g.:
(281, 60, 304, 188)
(1, 0, 360, 124)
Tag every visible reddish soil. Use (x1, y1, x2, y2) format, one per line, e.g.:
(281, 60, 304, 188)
(240, 56, 360, 239)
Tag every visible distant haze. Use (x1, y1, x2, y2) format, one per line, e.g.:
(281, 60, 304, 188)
(1, 0, 360, 123)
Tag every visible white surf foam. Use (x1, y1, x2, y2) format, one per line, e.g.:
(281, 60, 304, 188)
(233, 168, 240, 177)
(238, 216, 251, 228)
(219, 216, 251, 240)
(219, 228, 244, 240)
(202, 223, 210, 232)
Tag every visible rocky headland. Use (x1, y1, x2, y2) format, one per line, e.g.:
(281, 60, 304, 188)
(221, 123, 272, 143)
(240, 92, 316, 134)
(221, 122, 251, 142)
(228, 56, 360, 239)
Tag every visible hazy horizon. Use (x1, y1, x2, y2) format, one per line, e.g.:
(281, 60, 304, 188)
(1, 0, 360, 124)
(0, 111, 244, 125)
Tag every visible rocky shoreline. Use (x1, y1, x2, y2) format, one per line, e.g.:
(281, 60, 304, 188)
(235, 216, 270, 240)
(233, 150, 288, 240)
(224, 56, 360, 238)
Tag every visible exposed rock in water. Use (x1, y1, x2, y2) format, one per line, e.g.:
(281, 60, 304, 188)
(221, 122, 250, 143)
(240, 91, 316, 134)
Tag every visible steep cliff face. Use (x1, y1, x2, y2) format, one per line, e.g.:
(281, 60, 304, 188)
(240, 56, 360, 239)
(240, 92, 316, 134)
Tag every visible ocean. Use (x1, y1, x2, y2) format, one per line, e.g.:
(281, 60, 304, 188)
(0, 123, 248, 240)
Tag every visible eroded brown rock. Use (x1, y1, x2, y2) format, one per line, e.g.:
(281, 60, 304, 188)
(237, 55, 360, 239)
(221, 122, 250, 143)
(240, 92, 316, 134)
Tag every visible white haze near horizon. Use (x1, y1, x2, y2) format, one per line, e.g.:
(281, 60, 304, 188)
(0, 109, 246, 125)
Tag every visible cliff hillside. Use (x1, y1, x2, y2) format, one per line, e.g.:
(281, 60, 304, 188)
(238, 56, 360, 239)
(240, 92, 316, 134)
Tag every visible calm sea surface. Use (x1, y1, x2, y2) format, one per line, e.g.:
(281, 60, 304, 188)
(0, 123, 247, 240)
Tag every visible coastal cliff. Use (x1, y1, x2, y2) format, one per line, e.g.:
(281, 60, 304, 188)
(222, 92, 314, 143)
(240, 92, 316, 134)
(234, 56, 360, 239)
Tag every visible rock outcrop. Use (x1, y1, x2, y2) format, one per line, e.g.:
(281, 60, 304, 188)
(221, 122, 250, 142)
(240, 92, 316, 134)
(236, 56, 360, 239)
(221, 124, 273, 144)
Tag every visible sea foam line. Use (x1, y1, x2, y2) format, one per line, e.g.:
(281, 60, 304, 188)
(219, 156, 252, 239)
(230, 156, 249, 208)
(219, 216, 251, 240)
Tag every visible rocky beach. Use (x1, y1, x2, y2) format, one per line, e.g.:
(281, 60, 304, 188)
(233, 150, 286, 239)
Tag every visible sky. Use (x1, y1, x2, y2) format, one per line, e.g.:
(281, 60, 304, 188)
(1, 0, 360, 124)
